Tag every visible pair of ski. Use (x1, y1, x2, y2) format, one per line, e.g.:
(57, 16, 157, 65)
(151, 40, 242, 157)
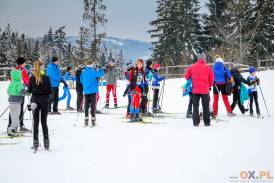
(0, 142, 19, 145)
(126, 120, 164, 125)
(0, 130, 55, 139)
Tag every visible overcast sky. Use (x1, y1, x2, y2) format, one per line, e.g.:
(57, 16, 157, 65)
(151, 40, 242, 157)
(0, 0, 207, 42)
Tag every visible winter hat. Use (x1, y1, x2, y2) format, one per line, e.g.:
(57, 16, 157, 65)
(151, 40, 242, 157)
(109, 59, 116, 64)
(136, 59, 144, 65)
(153, 63, 161, 69)
(127, 64, 135, 71)
(52, 57, 59, 63)
(197, 51, 206, 61)
(215, 57, 224, 63)
(16, 57, 26, 65)
(78, 64, 84, 70)
(67, 66, 72, 72)
(146, 60, 153, 67)
(249, 67, 256, 74)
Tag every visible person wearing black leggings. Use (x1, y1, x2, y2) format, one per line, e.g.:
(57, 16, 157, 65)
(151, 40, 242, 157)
(80, 60, 104, 127)
(28, 60, 51, 151)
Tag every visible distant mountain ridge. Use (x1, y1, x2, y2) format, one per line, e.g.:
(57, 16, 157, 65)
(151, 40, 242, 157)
(66, 36, 153, 62)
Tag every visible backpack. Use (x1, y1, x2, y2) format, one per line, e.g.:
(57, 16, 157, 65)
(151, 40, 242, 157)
(7, 69, 24, 96)
(224, 67, 232, 96)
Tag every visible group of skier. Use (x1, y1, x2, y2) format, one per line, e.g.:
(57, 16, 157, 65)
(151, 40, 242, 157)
(182, 52, 262, 126)
(4, 52, 264, 151)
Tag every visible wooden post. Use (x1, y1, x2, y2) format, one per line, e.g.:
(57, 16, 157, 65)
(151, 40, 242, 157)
(165, 66, 168, 78)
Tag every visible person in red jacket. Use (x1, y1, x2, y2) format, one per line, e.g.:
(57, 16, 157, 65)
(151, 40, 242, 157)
(185, 52, 214, 126)
(7, 57, 30, 132)
(129, 59, 146, 122)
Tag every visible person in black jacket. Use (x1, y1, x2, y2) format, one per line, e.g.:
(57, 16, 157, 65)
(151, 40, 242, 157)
(75, 64, 85, 112)
(230, 67, 249, 114)
(28, 60, 51, 151)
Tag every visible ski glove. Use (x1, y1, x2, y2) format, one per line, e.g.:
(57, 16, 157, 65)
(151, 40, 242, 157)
(31, 103, 37, 111)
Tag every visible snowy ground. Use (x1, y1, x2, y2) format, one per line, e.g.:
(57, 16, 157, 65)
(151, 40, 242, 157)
(0, 70, 273, 183)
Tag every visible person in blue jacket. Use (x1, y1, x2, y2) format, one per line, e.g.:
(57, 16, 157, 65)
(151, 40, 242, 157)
(212, 56, 235, 117)
(59, 66, 76, 110)
(181, 79, 193, 118)
(80, 60, 104, 127)
(47, 57, 63, 114)
(151, 63, 165, 113)
(247, 67, 261, 117)
(139, 60, 152, 114)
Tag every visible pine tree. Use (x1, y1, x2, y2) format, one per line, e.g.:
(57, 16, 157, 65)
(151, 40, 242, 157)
(31, 40, 40, 61)
(83, 0, 107, 61)
(40, 27, 55, 63)
(149, 0, 203, 66)
(0, 24, 17, 66)
(202, 0, 228, 54)
(250, 0, 274, 63)
(213, 0, 257, 64)
(99, 44, 108, 66)
(53, 26, 67, 64)
(116, 49, 124, 79)
(76, 26, 89, 64)
(64, 42, 76, 65)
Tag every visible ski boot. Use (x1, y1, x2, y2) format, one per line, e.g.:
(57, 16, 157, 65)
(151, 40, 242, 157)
(135, 114, 143, 122)
(126, 113, 131, 119)
(227, 112, 236, 117)
(66, 106, 75, 111)
(105, 103, 109, 109)
(210, 112, 216, 119)
(129, 114, 136, 122)
(250, 113, 253, 117)
(114, 104, 118, 108)
(153, 108, 162, 114)
(7, 129, 17, 137)
(84, 117, 89, 127)
(44, 139, 50, 150)
(91, 117, 96, 127)
(19, 125, 31, 133)
(256, 113, 262, 118)
(51, 111, 61, 115)
(96, 109, 102, 114)
(33, 139, 39, 151)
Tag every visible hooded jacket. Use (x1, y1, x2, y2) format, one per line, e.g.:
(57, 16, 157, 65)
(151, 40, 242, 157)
(185, 59, 214, 94)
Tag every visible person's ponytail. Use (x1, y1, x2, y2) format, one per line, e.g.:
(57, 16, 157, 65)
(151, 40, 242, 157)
(33, 60, 44, 85)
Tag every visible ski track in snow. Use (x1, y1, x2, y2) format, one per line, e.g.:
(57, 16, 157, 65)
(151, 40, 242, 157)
(0, 70, 273, 183)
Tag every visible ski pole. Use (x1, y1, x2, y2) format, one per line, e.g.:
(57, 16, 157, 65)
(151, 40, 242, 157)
(159, 79, 166, 110)
(157, 79, 165, 108)
(147, 85, 151, 113)
(0, 106, 9, 118)
(73, 95, 85, 127)
(258, 84, 271, 117)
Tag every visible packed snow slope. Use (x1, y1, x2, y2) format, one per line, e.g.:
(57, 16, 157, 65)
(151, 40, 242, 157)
(0, 70, 273, 183)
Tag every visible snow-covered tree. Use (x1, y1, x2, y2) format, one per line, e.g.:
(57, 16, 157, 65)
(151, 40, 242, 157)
(202, 0, 228, 55)
(249, 0, 274, 63)
(53, 26, 67, 63)
(116, 49, 124, 79)
(99, 44, 108, 67)
(0, 24, 17, 66)
(31, 40, 40, 61)
(149, 0, 203, 66)
(83, 0, 107, 61)
(76, 26, 89, 64)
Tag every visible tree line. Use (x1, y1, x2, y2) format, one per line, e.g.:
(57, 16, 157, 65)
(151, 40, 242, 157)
(149, 0, 274, 66)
